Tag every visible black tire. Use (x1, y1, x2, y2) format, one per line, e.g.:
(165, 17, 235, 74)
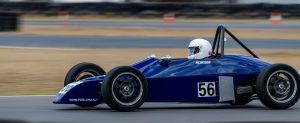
(230, 98, 252, 105)
(256, 64, 300, 109)
(101, 66, 148, 112)
(64, 62, 106, 107)
(64, 62, 106, 86)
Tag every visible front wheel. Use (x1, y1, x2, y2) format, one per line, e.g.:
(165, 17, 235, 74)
(256, 64, 300, 109)
(101, 66, 148, 112)
(64, 62, 106, 86)
(64, 62, 106, 107)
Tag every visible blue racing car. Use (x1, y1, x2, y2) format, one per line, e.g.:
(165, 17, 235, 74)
(53, 26, 300, 111)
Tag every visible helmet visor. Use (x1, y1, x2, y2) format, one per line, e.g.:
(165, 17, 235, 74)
(188, 46, 200, 56)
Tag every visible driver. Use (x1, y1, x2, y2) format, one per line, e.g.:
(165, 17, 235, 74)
(188, 38, 212, 59)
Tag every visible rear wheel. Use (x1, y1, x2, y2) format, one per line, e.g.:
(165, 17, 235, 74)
(256, 64, 300, 109)
(101, 66, 148, 112)
(64, 62, 106, 107)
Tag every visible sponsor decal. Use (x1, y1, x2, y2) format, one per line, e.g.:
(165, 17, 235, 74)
(195, 61, 211, 65)
(69, 98, 98, 102)
(197, 82, 216, 97)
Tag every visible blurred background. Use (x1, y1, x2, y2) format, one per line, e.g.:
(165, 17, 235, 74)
(0, 0, 299, 95)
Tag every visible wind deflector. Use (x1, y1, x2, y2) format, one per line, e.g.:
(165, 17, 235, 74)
(212, 25, 259, 58)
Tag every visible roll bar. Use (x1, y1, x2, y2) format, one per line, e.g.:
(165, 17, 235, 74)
(212, 25, 259, 58)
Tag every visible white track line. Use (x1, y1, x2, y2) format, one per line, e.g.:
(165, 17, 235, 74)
(0, 95, 54, 98)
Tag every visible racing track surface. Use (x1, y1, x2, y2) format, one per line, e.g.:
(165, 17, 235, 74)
(0, 34, 300, 49)
(23, 20, 300, 29)
(0, 96, 300, 123)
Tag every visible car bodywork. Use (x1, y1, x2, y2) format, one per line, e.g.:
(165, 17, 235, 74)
(53, 25, 272, 106)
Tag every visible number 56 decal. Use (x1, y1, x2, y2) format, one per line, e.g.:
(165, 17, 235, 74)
(197, 82, 216, 97)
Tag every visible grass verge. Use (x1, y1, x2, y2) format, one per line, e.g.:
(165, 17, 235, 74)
(11, 25, 300, 40)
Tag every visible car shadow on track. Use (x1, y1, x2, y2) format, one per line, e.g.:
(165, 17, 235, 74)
(140, 104, 264, 110)
(55, 103, 266, 112)
(0, 119, 28, 123)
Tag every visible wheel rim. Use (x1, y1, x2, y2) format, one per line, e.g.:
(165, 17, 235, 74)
(111, 72, 143, 106)
(266, 70, 297, 103)
(75, 71, 97, 81)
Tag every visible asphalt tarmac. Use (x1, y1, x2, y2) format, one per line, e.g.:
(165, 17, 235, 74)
(0, 96, 299, 123)
(0, 34, 299, 49)
(23, 20, 300, 29)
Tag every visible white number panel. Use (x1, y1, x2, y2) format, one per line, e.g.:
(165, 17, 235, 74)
(197, 82, 216, 97)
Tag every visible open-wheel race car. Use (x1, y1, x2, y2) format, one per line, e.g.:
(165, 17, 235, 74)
(53, 26, 300, 111)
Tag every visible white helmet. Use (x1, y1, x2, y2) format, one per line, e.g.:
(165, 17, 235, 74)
(188, 38, 212, 59)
